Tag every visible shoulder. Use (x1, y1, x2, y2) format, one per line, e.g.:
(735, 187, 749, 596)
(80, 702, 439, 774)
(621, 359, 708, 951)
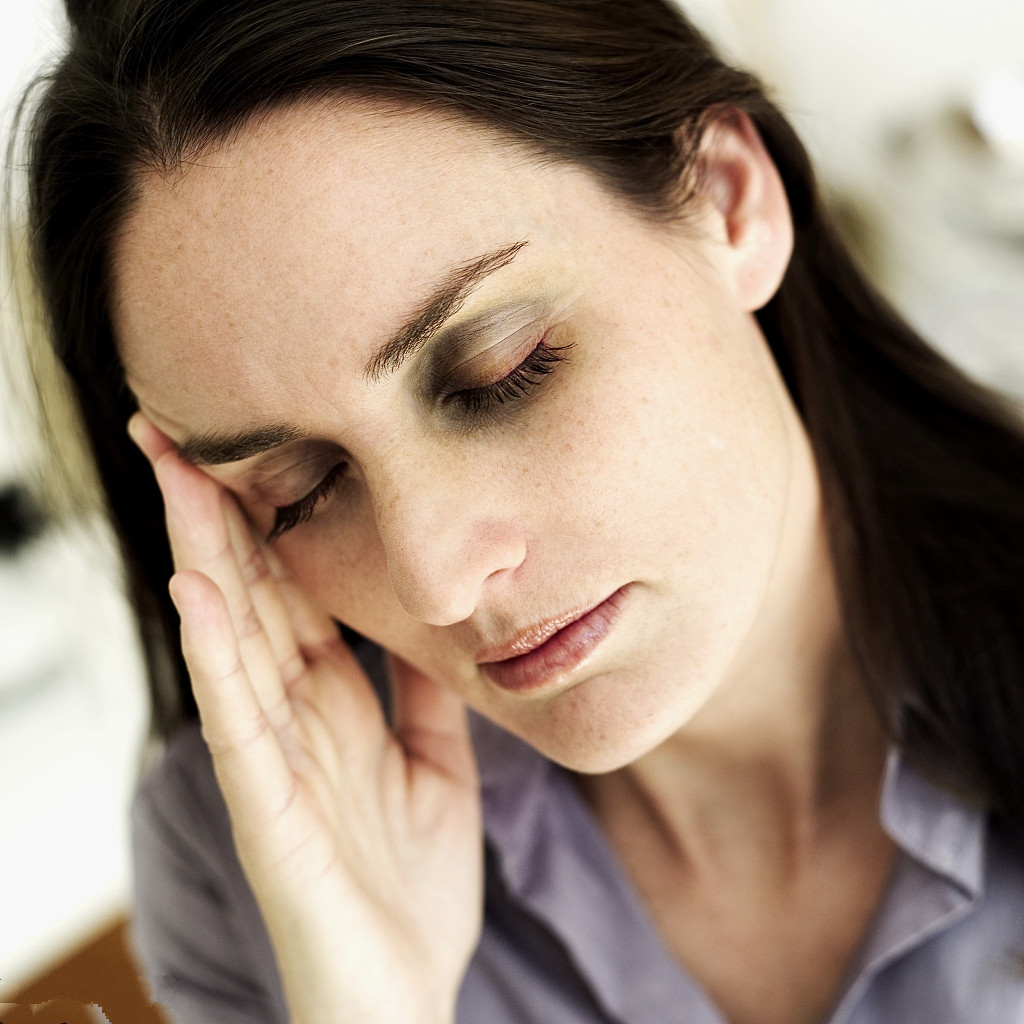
(131, 723, 287, 1023)
(134, 723, 221, 834)
(132, 722, 242, 891)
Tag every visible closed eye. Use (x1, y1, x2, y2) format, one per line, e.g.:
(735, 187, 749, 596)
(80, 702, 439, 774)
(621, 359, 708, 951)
(266, 337, 571, 540)
(447, 340, 573, 415)
(267, 462, 347, 542)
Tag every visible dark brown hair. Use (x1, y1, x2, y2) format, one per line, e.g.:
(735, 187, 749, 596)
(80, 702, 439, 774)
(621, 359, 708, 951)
(21, 0, 1024, 821)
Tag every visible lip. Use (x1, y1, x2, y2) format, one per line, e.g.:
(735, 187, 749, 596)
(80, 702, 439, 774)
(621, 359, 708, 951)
(477, 585, 631, 694)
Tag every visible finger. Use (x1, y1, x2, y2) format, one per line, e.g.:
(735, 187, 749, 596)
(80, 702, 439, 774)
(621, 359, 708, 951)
(131, 413, 292, 721)
(127, 411, 175, 462)
(131, 412, 380, 748)
(131, 410, 337, 661)
(221, 497, 388, 744)
(164, 459, 291, 718)
(389, 655, 478, 789)
(239, 529, 382, 744)
(169, 569, 296, 827)
(261, 540, 348, 655)
(223, 500, 308, 690)
(131, 415, 256, 618)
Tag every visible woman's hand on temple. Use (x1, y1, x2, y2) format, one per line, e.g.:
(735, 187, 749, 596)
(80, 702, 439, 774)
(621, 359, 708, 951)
(128, 413, 483, 1024)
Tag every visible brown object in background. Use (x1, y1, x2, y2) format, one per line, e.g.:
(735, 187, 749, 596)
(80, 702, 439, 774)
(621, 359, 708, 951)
(1, 998, 105, 1022)
(10, 917, 168, 1024)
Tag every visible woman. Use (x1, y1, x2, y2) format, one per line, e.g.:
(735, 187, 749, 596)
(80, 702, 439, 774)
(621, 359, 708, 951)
(21, 0, 1024, 1021)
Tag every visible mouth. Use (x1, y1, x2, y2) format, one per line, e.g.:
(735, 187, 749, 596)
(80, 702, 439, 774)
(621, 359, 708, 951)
(476, 585, 631, 694)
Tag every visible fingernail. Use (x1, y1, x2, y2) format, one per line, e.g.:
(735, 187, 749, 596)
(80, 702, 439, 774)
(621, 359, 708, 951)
(126, 412, 146, 450)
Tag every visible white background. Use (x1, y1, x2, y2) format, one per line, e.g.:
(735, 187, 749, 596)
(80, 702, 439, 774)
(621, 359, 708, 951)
(1, 0, 149, 992)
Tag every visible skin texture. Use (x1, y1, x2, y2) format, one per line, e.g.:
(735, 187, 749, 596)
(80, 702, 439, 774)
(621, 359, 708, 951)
(116, 102, 892, 1023)
(116, 102, 805, 771)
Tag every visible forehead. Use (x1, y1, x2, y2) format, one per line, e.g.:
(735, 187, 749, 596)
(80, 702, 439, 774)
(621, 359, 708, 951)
(112, 101, 597, 408)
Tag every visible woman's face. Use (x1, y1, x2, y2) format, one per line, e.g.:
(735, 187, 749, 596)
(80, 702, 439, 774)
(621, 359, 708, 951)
(113, 101, 822, 772)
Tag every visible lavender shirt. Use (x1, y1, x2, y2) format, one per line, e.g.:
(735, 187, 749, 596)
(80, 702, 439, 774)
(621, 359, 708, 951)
(131, 664, 1024, 1023)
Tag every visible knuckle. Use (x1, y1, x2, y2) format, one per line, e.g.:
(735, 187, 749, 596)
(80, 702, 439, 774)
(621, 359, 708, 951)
(239, 543, 271, 586)
(235, 604, 263, 641)
(201, 708, 271, 758)
(279, 651, 308, 688)
(193, 538, 233, 577)
(263, 694, 294, 732)
(211, 654, 246, 685)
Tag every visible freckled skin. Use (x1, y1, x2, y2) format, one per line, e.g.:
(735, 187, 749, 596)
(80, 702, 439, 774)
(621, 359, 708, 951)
(119, 101, 898, 1024)
(113, 100, 823, 775)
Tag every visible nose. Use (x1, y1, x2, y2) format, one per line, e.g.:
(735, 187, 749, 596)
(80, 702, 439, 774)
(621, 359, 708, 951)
(368, 447, 527, 626)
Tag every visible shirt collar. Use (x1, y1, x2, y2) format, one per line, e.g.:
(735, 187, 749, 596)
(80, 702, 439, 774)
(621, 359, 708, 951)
(473, 715, 988, 900)
(471, 717, 992, 1023)
(469, 712, 722, 1022)
(470, 711, 554, 892)
(879, 747, 986, 898)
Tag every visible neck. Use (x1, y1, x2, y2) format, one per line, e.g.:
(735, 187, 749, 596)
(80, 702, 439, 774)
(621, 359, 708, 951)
(578, 512, 889, 885)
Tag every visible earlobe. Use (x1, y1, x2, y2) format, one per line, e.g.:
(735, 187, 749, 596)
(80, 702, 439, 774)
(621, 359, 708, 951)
(695, 112, 794, 312)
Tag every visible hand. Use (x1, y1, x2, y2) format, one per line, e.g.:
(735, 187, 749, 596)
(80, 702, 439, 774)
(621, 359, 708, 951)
(129, 414, 483, 1024)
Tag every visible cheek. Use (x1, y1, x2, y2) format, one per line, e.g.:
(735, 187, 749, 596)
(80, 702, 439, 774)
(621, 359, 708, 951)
(271, 508, 463, 688)
(548, 303, 785, 517)
(276, 512, 398, 639)
(572, 304, 791, 594)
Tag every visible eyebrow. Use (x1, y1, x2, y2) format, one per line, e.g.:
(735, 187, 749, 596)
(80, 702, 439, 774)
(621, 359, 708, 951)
(364, 240, 528, 382)
(175, 240, 528, 466)
(177, 424, 305, 466)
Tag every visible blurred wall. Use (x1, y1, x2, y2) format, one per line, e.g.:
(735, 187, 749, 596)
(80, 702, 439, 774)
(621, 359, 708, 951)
(1, 0, 149, 993)
(683, 0, 1024, 398)
(685, 0, 1024, 182)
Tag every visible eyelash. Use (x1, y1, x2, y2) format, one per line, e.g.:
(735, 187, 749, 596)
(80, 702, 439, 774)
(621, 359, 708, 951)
(268, 462, 347, 542)
(268, 338, 572, 541)
(448, 339, 574, 414)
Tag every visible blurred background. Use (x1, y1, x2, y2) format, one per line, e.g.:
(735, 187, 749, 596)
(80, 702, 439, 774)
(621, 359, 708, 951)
(1, 4, 151, 1017)
(1, 0, 1022, 1015)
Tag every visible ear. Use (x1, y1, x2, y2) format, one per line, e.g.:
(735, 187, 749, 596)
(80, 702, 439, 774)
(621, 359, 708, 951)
(693, 111, 794, 312)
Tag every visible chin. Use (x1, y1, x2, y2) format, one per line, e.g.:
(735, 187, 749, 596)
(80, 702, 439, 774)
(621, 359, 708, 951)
(545, 744, 648, 776)
(507, 669, 710, 776)
(541, 721, 683, 775)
